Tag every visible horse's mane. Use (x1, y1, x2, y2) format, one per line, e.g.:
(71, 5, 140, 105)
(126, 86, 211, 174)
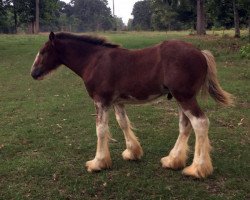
(55, 32, 120, 48)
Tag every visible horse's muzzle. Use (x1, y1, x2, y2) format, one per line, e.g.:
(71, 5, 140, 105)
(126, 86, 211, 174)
(31, 68, 43, 80)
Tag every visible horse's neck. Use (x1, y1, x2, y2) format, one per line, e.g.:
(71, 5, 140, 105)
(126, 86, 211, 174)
(59, 42, 102, 78)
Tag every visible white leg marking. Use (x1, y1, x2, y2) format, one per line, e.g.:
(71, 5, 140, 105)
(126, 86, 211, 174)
(86, 103, 111, 172)
(182, 110, 213, 178)
(114, 104, 143, 160)
(95, 122, 109, 160)
(161, 109, 191, 169)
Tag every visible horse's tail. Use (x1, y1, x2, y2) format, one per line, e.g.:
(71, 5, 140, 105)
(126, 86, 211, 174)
(201, 50, 234, 106)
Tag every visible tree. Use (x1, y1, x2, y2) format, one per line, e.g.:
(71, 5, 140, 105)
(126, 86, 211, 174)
(35, 0, 39, 33)
(71, 0, 113, 31)
(206, 0, 234, 29)
(58, 1, 79, 32)
(206, 0, 248, 36)
(151, 0, 174, 30)
(39, 0, 62, 31)
(0, 0, 15, 33)
(0, 0, 8, 32)
(1, 0, 61, 33)
(132, 0, 152, 30)
(113, 16, 125, 31)
(150, 0, 195, 31)
(196, 0, 206, 35)
(233, 0, 240, 38)
(1, 0, 248, 34)
(13, 0, 17, 33)
(127, 18, 133, 30)
(175, 0, 196, 29)
(14, 0, 37, 33)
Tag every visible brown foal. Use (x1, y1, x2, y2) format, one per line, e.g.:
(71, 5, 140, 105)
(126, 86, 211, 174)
(31, 32, 234, 178)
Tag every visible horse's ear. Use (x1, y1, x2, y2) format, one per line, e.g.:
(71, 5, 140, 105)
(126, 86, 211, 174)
(49, 32, 55, 41)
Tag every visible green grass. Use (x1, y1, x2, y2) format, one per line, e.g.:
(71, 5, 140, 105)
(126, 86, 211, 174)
(0, 31, 249, 200)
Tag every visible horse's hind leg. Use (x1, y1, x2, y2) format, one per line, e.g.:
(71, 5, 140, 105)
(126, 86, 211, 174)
(180, 98, 213, 178)
(161, 108, 192, 169)
(114, 104, 143, 160)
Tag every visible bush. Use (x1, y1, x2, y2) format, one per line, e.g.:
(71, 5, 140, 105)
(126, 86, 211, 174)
(240, 44, 250, 58)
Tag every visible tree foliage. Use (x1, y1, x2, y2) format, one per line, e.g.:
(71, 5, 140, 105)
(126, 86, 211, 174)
(131, 0, 196, 31)
(0, 0, 115, 33)
(207, 0, 248, 28)
(70, 0, 113, 31)
(0, 0, 249, 34)
(131, 0, 249, 32)
(131, 0, 152, 30)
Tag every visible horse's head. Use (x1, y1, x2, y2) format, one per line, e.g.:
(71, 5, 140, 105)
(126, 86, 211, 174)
(31, 32, 61, 80)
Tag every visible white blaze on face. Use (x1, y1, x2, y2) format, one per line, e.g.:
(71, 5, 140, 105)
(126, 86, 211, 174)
(31, 52, 40, 72)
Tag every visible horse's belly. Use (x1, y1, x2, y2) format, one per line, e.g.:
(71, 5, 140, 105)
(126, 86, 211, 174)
(114, 94, 162, 104)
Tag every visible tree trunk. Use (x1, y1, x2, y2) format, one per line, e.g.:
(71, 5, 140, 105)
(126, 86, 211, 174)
(112, 0, 117, 31)
(233, 0, 240, 38)
(35, 0, 39, 34)
(31, 21, 35, 34)
(13, 0, 17, 33)
(248, 16, 250, 42)
(197, 0, 206, 35)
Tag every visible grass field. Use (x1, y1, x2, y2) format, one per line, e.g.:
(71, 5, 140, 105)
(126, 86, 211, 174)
(0, 31, 249, 200)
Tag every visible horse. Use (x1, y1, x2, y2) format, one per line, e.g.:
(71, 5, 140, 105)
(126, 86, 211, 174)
(31, 32, 234, 178)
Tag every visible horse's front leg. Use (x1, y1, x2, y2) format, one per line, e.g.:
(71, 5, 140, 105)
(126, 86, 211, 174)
(86, 102, 112, 172)
(114, 104, 143, 160)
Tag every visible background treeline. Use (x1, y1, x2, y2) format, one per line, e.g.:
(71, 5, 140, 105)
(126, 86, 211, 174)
(0, 0, 249, 34)
(129, 0, 249, 31)
(0, 0, 125, 33)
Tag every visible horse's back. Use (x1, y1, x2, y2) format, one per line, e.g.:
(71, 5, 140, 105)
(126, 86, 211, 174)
(160, 40, 206, 65)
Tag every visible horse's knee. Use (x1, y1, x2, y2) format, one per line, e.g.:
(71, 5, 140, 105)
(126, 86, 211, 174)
(115, 114, 128, 129)
(115, 107, 129, 130)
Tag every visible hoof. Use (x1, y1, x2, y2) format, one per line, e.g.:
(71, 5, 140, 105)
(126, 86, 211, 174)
(122, 147, 143, 161)
(85, 158, 111, 173)
(182, 163, 213, 178)
(161, 155, 186, 170)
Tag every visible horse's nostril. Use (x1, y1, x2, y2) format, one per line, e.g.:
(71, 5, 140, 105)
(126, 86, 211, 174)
(31, 68, 42, 79)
